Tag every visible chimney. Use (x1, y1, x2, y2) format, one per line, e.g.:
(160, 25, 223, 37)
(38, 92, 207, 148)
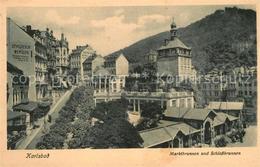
(50, 30, 53, 36)
(61, 33, 64, 40)
(46, 27, 49, 32)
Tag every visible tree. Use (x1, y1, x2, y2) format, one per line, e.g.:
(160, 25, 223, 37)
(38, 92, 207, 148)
(140, 101, 163, 119)
(83, 118, 143, 148)
(91, 99, 128, 121)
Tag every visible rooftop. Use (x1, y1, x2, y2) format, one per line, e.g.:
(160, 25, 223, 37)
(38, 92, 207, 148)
(164, 107, 216, 121)
(105, 53, 126, 63)
(139, 121, 199, 147)
(207, 101, 244, 110)
(158, 37, 191, 51)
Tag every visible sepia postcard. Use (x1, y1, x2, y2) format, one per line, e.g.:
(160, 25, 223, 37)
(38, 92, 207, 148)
(0, 0, 259, 167)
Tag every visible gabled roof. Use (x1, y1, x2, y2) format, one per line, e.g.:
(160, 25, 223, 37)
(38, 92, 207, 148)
(207, 101, 244, 110)
(164, 107, 216, 121)
(158, 37, 191, 50)
(7, 62, 23, 75)
(104, 53, 127, 63)
(213, 112, 238, 126)
(83, 54, 103, 64)
(139, 121, 199, 147)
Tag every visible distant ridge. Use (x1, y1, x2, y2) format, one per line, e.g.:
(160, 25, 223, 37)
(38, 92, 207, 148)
(107, 7, 256, 73)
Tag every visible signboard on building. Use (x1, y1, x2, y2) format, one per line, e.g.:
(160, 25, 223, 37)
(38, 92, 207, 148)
(11, 43, 32, 62)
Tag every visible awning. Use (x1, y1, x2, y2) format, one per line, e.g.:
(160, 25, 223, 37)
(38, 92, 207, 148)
(7, 62, 23, 75)
(13, 101, 39, 113)
(7, 111, 27, 121)
(38, 101, 51, 108)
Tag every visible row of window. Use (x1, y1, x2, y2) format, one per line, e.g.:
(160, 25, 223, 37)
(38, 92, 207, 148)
(158, 48, 191, 57)
(238, 90, 255, 96)
(203, 91, 220, 97)
(13, 89, 28, 106)
(171, 98, 193, 108)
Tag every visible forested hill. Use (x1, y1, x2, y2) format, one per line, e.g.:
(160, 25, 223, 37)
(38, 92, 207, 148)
(107, 7, 256, 73)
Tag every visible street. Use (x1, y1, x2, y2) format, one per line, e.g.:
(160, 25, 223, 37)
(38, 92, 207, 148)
(16, 88, 75, 149)
(228, 125, 257, 147)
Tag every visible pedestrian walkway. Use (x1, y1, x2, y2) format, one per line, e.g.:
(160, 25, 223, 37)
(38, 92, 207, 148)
(228, 126, 257, 147)
(16, 88, 75, 149)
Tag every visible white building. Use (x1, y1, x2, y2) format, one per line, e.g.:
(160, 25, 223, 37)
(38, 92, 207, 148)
(7, 18, 37, 102)
(69, 45, 96, 82)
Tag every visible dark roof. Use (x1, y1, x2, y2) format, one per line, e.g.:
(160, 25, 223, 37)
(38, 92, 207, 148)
(158, 37, 191, 50)
(13, 101, 39, 112)
(164, 107, 217, 121)
(83, 54, 103, 64)
(7, 111, 27, 120)
(7, 62, 23, 75)
(104, 53, 126, 63)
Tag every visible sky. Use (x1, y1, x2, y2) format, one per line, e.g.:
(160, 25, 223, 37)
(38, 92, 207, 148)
(7, 5, 255, 56)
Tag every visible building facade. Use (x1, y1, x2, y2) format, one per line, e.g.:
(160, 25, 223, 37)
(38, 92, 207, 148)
(198, 66, 257, 103)
(82, 54, 105, 80)
(56, 33, 69, 79)
(157, 19, 193, 84)
(7, 18, 37, 102)
(69, 44, 96, 82)
(92, 53, 129, 105)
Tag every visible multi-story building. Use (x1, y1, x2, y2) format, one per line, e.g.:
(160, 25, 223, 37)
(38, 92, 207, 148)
(157, 19, 193, 84)
(69, 44, 96, 82)
(82, 54, 104, 80)
(24, 26, 49, 100)
(93, 53, 129, 105)
(7, 62, 29, 110)
(40, 28, 57, 94)
(104, 53, 129, 76)
(198, 66, 257, 103)
(7, 18, 38, 135)
(144, 50, 158, 65)
(56, 33, 69, 78)
(7, 18, 37, 102)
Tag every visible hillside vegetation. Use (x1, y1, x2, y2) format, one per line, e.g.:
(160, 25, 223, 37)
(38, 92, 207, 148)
(108, 7, 256, 73)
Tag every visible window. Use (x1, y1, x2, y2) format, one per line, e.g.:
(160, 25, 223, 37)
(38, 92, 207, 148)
(215, 91, 219, 96)
(171, 100, 177, 107)
(203, 84, 206, 89)
(244, 91, 248, 95)
(13, 119, 21, 126)
(180, 99, 185, 107)
(239, 91, 243, 96)
(249, 91, 252, 95)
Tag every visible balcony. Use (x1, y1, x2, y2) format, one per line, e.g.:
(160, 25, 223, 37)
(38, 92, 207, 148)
(93, 90, 121, 97)
(124, 91, 193, 99)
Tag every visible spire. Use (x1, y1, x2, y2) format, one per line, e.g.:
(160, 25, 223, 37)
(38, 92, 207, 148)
(170, 17, 177, 40)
